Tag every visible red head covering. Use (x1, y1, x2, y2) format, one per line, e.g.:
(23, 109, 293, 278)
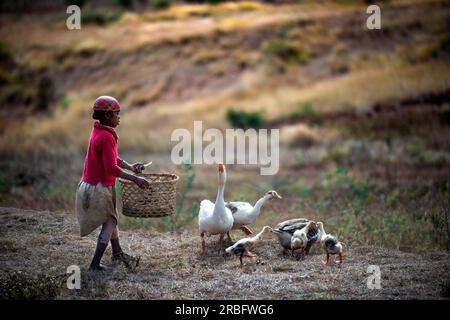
(93, 96, 120, 112)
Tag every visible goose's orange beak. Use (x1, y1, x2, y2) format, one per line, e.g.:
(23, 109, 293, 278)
(218, 163, 225, 172)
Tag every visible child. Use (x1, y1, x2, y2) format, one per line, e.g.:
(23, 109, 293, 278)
(75, 96, 150, 271)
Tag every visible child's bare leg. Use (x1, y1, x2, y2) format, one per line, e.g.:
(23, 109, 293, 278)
(98, 218, 117, 244)
(109, 222, 122, 255)
(103, 218, 140, 269)
(90, 218, 116, 270)
(89, 241, 108, 271)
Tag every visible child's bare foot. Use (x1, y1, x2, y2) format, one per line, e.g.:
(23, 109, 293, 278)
(112, 252, 140, 270)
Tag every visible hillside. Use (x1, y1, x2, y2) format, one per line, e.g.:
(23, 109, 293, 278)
(0, 0, 449, 300)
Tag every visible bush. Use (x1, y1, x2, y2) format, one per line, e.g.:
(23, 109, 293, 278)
(319, 166, 372, 211)
(206, 0, 225, 4)
(0, 41, 12, 66)
(116, 0, 134, 9)
(440, 280, 450, 298)
(151, 0, 171, 10)
(0, 270, 61, 300)
(58, 95, 72, 110)
(164, 161, 197, 231)
(263, 40, 309, 65)
(36, 76, 54, 111)
(440, 104, 450, 126)
(289, 102, 322, 125)
(364, 0, 390, 4)
(65, 0, 88, 7)
(82, 12, 122, 26)
(227, 108, 267, 129)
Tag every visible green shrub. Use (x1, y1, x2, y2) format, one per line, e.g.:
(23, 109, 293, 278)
(65, 0, 88, 7)
(227, 108, 267, 129)
(440, 280, 450, 298)
(170, 161, 197, 231)
(151, 0, 171, 10)
(36, 76, 54, 111)
(0, 270, 61, 300)
(116, 0, 134, 9)
(82, 12, 122, 26)
(0, 70, 19, 85)
(5, 83, 24, 96)
(288, 102, 321, 125)
(440, 104, 450, 126)
(207, 0, 225, 5)
(119, 214, 155, 230)
(58, 95, 72, 110)
(364, 0, 390, 4)
(0, 41, 12, 65)
(263, 40, 309, 65)
(426, 203, 450, 250)
(319, 166, 372, 208)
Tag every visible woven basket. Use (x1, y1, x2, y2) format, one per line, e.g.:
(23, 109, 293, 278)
(119, 173, 179, 218)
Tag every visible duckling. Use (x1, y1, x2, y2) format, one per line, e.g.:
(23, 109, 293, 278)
(271, 218, 321, 255)
(225, 226, 272, 266)
(316, 222, 343, 264)
(290, 221, 317, 258)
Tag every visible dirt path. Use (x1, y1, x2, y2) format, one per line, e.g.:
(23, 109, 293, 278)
(0, 207, 448, 299)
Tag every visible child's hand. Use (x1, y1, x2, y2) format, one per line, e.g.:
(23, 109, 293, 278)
(133, 176, 150, 189)
(131, 163, 145, 174)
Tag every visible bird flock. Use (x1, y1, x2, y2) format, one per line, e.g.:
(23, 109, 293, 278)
(198, 164, 344, 267)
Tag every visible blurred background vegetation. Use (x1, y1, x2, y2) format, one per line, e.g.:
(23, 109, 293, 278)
(0, 0, 449, 253)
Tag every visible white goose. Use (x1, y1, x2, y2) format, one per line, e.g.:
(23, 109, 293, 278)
(225, 190, 282, 238)
(198, 163, 234, 255)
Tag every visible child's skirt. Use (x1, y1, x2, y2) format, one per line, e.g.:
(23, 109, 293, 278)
(75, 181, 119, 237)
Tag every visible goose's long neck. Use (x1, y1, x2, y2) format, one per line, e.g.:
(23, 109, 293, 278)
(251, 196, 269, 217)
(318, 224, 326, 238)
(215, 184, 225, 207)
(213, 173, 226, 215)
(250, 226, 269, 243)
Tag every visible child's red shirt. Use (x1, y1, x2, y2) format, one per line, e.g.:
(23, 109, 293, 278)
(82, 121, 123, 187)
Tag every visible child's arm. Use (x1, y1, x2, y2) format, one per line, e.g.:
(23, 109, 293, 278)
(117, 171, 150, 189)
(100, 137, 150, 189)
(118, 159, 145, 174)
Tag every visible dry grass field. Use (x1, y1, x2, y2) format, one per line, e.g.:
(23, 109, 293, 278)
(0, 207, 448, 299)
(0, 0, 449, 299)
